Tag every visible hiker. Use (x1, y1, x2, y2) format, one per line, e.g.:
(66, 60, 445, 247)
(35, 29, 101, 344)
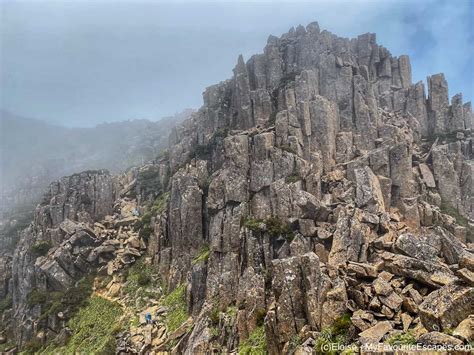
(132, 208, 139, 217)
(145, 313, 152, 324)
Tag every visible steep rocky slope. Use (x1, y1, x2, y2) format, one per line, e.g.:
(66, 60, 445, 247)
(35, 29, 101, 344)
(1, 22, 473, 354)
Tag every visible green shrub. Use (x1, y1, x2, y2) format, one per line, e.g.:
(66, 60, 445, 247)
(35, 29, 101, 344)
(0, 297, 12, 312)
(332, 313, 351, 335)
(141, 212, 152, 225)
(210, 326, 220, 338)
(64, 276, 94, 310)
(209, 304, 237, 327)
(139, 225, 153, 242)
(31, 241, 51, 257)
(265, 217, 294, 240)
(256, 309, 267, 327)
(137, 273, 151, 286)
(443, 328, 454, 336)
(27, 290, 48, 307)
(151, 192, 170, 215)
(130, 315, 140, 327)
(192, 246, 210, 265)
(439, 201, 474, 242)
(97, 275, 113, 289)
(244, 218, 265, 232)
(226, 306, 238, 319)
(287, 335, 302, 354)
(314, 313, 352, 355)
(244, 217, 294, 241)
(386, 331, 416, 346)
(124, 259, 159, 298)
(0, 342, 15, 353)
(314, 328, 345, 355)
(22, 338, 43, 353)
(238, 325, 267, 355)
(163, 284, 188, 333)
(39, 300, 63, 321)
(209, 306, 220, 325)
(134, 210, 153, 242)
(37, 276, 94, 321)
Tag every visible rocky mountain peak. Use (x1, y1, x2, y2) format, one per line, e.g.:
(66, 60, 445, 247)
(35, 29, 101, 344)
(0, 21, 472, 354)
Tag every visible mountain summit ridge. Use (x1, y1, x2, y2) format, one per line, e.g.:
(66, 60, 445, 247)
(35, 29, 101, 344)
(0, 21, 473, 353)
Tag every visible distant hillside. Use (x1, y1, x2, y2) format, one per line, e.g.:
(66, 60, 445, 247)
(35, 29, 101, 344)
(0, 109, 193, 215)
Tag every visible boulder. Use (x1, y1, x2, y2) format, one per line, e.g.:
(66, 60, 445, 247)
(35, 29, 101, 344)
(453, 316, 473, 342)
(87, 245, 116, 262)
(395, 233, 441, 261)
(296, 191, 328, 221)
(351, 310, 374, 331)
(418, 331, 463, 347)
(379, 251, 457, 287)
(113, 216, 139, 227)
(419, 284, 474, 331)
(59, 219, 83, 235)
(298, 219, 316, 237)
(457, 268, 474, 285)
(358, 321, 392, 344)
(354, 166, 385, 213)
(419, 163, 436, 188)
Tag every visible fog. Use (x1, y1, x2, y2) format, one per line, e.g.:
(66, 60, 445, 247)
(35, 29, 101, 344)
(1, 0, 472, 127)
(0, 108, 193, 215)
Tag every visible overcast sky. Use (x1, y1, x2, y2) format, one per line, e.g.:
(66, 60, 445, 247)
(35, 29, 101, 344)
(1, 0, 473, 127)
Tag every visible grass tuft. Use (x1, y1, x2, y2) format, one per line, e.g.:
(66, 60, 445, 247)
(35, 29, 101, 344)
(163, 284, 188, 333)
(27, 290, 48, 307)
(192, 246, 210, 265)
(238, 325, 267, 355)
(60, 296, 122, 354)
(123, 259, 160, 301)
(151, 192, 170, 215)
(439, 200, 474, 242)
(386, 331, 417, 346)
(314, 313, 352, 355)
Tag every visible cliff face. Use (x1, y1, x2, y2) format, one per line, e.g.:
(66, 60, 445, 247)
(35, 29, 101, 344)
(154, 22, 473, 353)
(9, 171, 116, 343)
(1, 22, 473, 353)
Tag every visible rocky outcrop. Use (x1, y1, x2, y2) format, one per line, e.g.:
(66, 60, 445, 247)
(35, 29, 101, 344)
(145, 21, 473, 353)
(9, 170, 116, 344)
(3, 21, 474, 353)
